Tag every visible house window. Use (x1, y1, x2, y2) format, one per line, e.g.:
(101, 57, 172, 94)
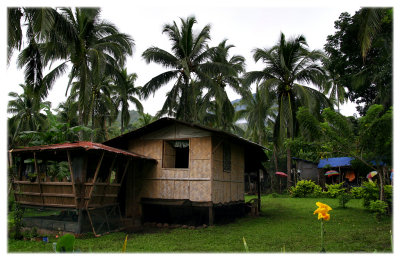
(163, 140, 189, 168)
(223, 143, 231, 172)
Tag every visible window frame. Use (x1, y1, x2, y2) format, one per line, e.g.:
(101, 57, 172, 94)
(162, 139, 190, 169)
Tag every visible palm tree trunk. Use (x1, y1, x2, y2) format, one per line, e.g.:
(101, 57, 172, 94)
(78, 107, 84, 141)
(286, 146, 292, 190)
(121, 116, 124, 134)
(258, 134, 263, 196)
(273, 144, 279, 172)
(378, 167, 384, 201)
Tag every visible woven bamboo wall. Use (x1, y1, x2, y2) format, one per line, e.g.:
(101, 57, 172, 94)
(127, 136, 212, 202)
(13, 181, 75, 207)
(211, 137, 245, 204)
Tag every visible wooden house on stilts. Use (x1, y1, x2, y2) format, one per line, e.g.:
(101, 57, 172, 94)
(9, 118, 267, 235)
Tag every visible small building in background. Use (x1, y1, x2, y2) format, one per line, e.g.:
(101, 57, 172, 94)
(292, 157, 319, 183)
(317, 157, 357, 187)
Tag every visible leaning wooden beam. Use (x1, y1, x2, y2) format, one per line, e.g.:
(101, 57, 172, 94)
(100, 155, 117, 206)
(86, 152, 105, 209)
(33, 152, 44, 206)
(86, 209, 98, 237)
(67, 151, 78, 209)
(119, 159, 130, 185)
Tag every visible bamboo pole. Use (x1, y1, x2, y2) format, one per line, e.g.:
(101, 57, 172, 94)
(86, 209, 98, 236)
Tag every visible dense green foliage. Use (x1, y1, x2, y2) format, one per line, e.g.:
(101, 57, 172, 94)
(324, 9, 392, 115)
(350, 186, 364, 199)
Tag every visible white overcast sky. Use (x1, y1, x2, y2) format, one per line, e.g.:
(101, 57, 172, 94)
(3, 1, 370, 118)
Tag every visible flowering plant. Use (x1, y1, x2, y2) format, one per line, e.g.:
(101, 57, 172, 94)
(314, 202, 332, 252)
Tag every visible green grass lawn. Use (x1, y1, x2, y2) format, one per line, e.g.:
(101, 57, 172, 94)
(7, 195, 392, 253)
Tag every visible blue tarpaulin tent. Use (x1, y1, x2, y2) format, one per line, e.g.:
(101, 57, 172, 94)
(317, 157, 354, 168)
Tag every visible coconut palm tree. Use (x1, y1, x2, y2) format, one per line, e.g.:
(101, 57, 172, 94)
(133, 112, 156, 129)
(322, 59, 348, 113)
(243, 33, 331, 189)
(87, 76, 118, 142)
(8, 83, 48, 147)
(7, 8, 57, 66)
(142, 16, 232, 122)
(358, 8, 389, 60)
(113, 68, 143, 133)
(235, 86, 277, 146)
(9, 8, 134, 140)
(10, 8, 67, 100)
(200, 39, 246, 131)
(34, 8, 133, 139)
(62, 8, 133, 130)
(55, 93, 79, 127)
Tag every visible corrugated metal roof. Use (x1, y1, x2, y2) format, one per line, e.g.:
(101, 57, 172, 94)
(318, 157, 354, 168)
(10, 141, 156, 161)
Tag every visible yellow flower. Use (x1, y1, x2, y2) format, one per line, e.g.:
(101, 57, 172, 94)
(314, 202, 332, 221)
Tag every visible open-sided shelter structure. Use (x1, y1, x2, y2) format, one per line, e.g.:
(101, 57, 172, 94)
(10, 142, 156, 235)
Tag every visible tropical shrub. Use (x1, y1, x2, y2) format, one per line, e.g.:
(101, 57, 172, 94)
(56, 234, 75, 252)
(290, 180, 322, 198)
(369, 200, 388, 221)
(350, 186, 364, 199)
(312, 185, 324, 197)
(384, 185, 392, 213)
(360, 181, 379, 208)
(325, 182, 345, 198)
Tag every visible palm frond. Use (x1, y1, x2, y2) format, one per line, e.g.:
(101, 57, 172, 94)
(141, 70, 179, 99)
